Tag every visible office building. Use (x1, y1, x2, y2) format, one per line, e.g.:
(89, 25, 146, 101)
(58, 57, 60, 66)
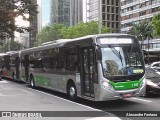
(50, 0, 83, 26)
(87, 0, 121, 33)
(121, 0, 160, 33)
(70, 0, 83, 26)
(50, 0, 70, 26)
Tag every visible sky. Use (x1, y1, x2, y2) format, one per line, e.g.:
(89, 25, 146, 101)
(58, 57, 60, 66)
(41, 0, 87, 25)
(41, 0, 51, 27)
(15, 0, 87, 34)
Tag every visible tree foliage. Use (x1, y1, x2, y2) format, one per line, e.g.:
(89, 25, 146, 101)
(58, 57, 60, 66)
(152, 13, 160, 37)
(0, 40, 24, 52)
(60, 21, 110, 39)
(35, 24, 65, 46)
(128, 22, 153, 41)
(0, 0, 37, 41)
(35, 21, 110, 46)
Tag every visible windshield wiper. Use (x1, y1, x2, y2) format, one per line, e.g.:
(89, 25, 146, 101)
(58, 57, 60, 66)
(108, 45, 123, 66)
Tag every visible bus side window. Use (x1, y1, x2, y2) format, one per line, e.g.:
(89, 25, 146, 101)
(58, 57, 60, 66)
(66, 47, 79, 72)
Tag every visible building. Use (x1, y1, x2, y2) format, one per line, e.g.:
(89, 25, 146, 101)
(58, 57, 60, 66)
(50, 0, 83, 26)
(142, 39, 160, 63)
(87, 0, 121, 33)
(50, 0, 70, 26)
(70, 0, 83, 26)
(37, 0, 42, 31)
(121, 0, 160, 33)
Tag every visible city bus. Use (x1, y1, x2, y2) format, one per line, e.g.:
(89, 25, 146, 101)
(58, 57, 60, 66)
(0, 51, 20, 80)
(6, 51, 20, 80)
(0, 53, 10, 79)
(20, 34, 146, 101)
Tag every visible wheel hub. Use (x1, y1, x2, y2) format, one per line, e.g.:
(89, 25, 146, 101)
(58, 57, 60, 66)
(69, 87, 75, 97)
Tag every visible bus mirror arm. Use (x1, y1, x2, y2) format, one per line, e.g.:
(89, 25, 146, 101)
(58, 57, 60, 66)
(92, 43, 98, 47)
(92, 43, 100, 48)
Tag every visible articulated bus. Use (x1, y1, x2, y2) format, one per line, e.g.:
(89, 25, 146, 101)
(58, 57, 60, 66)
(19, 34, 146, 101)
(0, 53, 10, 79)
(0, 51, 20, 80)
(6, 51, 20, 80)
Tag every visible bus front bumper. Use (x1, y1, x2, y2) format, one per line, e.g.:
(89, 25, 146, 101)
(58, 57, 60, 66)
(97, 84, 146, 101)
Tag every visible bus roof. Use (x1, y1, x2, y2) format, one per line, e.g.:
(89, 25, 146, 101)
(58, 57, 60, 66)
(20, 33, 136, 53)
(40, 33, 135, 46)
(0, 53, 9, 57)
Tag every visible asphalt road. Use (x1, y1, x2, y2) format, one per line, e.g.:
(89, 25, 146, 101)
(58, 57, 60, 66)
(0, 79, 160, 120)
(0, 79, 120, 120)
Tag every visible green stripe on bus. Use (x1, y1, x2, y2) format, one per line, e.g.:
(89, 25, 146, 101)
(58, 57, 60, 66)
(34, 76, 50, 86)
(109, 78, 143, 90)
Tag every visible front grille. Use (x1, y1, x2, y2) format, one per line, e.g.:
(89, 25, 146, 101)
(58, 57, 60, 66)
(112, 79, 136, 83)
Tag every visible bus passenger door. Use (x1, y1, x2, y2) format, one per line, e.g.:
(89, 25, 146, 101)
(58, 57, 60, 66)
(15, 57, 20, 80)
(24, 55, 29, 83)
(80, 47, 95, 97)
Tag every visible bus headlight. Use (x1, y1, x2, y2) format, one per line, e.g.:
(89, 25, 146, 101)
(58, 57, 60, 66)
(101, 81, 114, 91)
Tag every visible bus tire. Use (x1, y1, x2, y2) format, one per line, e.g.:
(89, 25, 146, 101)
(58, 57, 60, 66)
(67, 82, 77, 101)
(30, 76, 35, 88)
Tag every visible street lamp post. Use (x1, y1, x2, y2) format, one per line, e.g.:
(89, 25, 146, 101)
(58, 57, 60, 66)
(8, 38, 10, 52)
(147, 38, 150, 65)
(98, 0, 102, 34)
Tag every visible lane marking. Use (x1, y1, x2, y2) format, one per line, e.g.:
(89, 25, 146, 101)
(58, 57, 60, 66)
(130, 97, 152, 103)
(19, 89, 34, 95)
(28, 88, 101, 111)
(85, 117, 121, 120)
(0, 94, 33, 97)
(28, 88, 121, 120)
(0, 80, 9, 83)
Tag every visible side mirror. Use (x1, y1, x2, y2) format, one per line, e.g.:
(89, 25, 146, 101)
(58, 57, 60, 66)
(96, 48, 102, 60)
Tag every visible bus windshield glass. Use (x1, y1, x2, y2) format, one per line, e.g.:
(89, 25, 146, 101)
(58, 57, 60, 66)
(100, 44, 144, 79)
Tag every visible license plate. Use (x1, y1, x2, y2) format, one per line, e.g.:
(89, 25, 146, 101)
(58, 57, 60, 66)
(123, 93, 132, 98)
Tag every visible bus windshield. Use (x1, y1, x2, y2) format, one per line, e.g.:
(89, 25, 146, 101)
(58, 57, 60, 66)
(101, 44, 144, 80)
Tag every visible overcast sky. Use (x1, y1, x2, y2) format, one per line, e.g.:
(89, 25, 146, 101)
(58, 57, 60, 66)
(41, 0, 51, 27)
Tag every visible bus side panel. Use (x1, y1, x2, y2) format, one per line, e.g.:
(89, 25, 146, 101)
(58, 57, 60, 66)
(29, 71, 68, 94)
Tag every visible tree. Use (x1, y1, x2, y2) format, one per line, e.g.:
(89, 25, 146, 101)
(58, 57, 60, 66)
(0, 0, 37, 42)
(60, 21, 110, 39)
(35, 21, 110, 46)
(0, 41, 24, 52)
(35, 23, 65, 46)
(152, 13, 160, 37)
(128, 22, 153, 64)
(128, 22, 153, 42)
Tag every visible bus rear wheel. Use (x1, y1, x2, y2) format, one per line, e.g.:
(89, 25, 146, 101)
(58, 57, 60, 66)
(30, 76, 35, 88)
(67, 83, 77, 101)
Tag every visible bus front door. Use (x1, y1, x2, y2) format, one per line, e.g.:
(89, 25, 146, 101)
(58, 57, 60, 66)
(24, 55, 29, 83)
(15, 57, 20, 80)
(81, 47, 95, 97)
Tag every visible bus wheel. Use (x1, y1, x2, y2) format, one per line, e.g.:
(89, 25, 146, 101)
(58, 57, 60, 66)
(30, 76, 35, 88)
(67, 83, 77, 101)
